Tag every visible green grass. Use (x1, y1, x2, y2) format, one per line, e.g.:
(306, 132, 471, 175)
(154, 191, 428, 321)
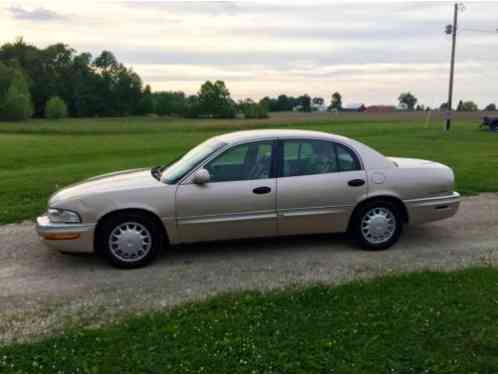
(0, 113, 497, 224)
(1, 267, 497, 373)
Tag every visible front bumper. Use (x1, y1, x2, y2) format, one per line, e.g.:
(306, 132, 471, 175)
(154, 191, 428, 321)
(36, 215, 95, 253)
(404, 192, 460, 224)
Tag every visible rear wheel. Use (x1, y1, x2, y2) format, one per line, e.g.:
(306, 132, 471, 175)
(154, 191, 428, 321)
(98, 212, 162, 268)
(352, 200, 402, 250)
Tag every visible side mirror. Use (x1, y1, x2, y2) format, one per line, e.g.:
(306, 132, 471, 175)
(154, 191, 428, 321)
(192, 168, 210, 185)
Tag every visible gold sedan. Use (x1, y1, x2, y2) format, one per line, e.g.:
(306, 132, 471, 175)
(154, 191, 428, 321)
(37, 130, 460, 268)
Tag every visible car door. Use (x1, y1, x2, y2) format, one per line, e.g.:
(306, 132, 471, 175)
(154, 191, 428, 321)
(175, 141, 277, 243)
(276, 138, 367, 236)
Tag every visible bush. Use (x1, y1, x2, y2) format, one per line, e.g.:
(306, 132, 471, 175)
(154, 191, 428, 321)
(45, 96, 68, 119)
(239, 100, 269, 119)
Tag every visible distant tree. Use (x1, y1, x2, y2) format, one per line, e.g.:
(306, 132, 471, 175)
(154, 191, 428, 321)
(0, 69, 33, 121)
(484, 103, 496, 111)
(136, 85, 155, 115)
(197, 80, 236, 118)
(0, 62, 15, 105)
(259, 96, 271, 111)
(440, 102, 449, 111)
(398, 92, 417, 110)
(154, 91, 186, 116)
(330, 92, 342, 111)
(312, 97, 324, 105)
(460, 101, 478, 112)
(184, 95, 202, 118)
(300, 94, 311, 112)
(45, 96, 67, 119)
(0, 38, 146, 118)
(238, 98, 269, 119)
(93, 50, 118, 71)
(457, 100, 464, 111)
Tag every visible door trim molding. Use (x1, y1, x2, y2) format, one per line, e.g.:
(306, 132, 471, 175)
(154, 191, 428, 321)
(177, 210, 277, 225)
(278, 204, 353, 218)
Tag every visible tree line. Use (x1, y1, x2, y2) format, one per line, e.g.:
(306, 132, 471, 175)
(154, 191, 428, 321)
(0, 38, 495, 122)
(0, 38, 270, 121)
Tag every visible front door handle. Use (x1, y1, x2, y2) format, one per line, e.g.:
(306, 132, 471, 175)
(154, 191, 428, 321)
(348, 179, 365, 187)
(253, 186, 272, 195)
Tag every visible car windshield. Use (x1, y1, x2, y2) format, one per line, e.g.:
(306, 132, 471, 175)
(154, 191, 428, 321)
(160, 138, 227, 184)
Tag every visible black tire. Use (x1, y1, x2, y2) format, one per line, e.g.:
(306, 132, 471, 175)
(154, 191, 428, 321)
(351, 200, 402, 251)
(97, 211, 162, 268)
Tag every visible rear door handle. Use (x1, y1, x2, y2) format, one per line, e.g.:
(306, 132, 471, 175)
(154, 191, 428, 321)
(253, 186, 272, 195)
(348, 179, 365, 187)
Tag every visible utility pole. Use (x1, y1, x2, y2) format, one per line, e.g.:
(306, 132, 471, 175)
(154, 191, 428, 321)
(445, 3, 459, 131)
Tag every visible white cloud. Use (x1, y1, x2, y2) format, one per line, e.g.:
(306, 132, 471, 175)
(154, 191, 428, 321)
(1, 1, 498, 106)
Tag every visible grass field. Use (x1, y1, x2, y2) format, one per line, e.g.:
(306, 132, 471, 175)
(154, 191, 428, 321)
(0, 111, 497, 224)
(1, 267, 497, 373)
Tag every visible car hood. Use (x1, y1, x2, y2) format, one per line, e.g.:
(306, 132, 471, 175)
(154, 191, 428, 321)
(49, 168, 163, 206)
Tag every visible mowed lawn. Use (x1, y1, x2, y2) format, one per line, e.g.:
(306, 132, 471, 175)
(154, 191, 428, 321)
(0, 112, 497, 224)
(1, 268, 497, 373)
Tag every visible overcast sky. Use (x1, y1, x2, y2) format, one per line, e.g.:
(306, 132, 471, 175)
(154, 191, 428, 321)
(1, 1, 498, 107)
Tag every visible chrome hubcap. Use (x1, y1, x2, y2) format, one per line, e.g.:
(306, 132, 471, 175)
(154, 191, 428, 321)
(109, 222, 151, 262)
(361, 207, 396, 244)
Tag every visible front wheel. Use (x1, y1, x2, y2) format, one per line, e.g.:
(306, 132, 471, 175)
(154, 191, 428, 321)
(98, 212, 162, 268)
(352, 201, 402, 250)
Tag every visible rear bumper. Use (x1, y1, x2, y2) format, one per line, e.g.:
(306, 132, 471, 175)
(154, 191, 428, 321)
(404, 192, 460, 224)
(36, 215, 95, 253)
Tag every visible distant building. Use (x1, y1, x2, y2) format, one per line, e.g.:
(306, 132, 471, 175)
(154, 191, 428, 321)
(342, 103, 366, 112)
(365, 105, 397, 113)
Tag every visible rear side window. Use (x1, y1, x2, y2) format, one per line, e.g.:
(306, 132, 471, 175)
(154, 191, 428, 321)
(282, 139, 361, 177)
(336, 144, 361, 171)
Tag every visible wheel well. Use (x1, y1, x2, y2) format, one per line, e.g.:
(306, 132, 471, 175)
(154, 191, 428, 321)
(348, 196, 409, 231)
(94, 208, 169, 253)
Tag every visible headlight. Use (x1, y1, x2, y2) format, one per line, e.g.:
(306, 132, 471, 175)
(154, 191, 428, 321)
(48, 208, 81, 224)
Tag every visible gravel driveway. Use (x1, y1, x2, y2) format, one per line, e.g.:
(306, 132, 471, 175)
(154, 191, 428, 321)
(1, 194, 497, 344)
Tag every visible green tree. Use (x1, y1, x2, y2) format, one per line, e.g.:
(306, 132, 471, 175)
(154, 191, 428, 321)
(0, 62, 15, 104)
(154, 91, 186, 116)
(398, 92, 418, 110)
(330, 92, 342, 110)
(457, 100, 464, 111)
(45, 96, 67, 119)
(485, 103, 496, 111)
(197, 80, 236, 118)
(300, 94, 311, 112)
(136, 85, 155, 115)
(460, 101, 478, 112)
(0, 69, 33, 121)
(238, 98, 269, 119)
(0, 39, 147, 118)
(93, 50, 118, 71)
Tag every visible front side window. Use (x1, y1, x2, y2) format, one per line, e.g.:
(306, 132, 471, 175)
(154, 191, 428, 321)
(282, 139, 360, 177)
(161, 138, 226, 184)
(205, 141, 273, 182)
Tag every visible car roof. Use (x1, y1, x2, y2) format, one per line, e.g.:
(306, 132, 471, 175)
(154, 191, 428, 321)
(212, 129, 393, 170)
(213, 129, 352, 145)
